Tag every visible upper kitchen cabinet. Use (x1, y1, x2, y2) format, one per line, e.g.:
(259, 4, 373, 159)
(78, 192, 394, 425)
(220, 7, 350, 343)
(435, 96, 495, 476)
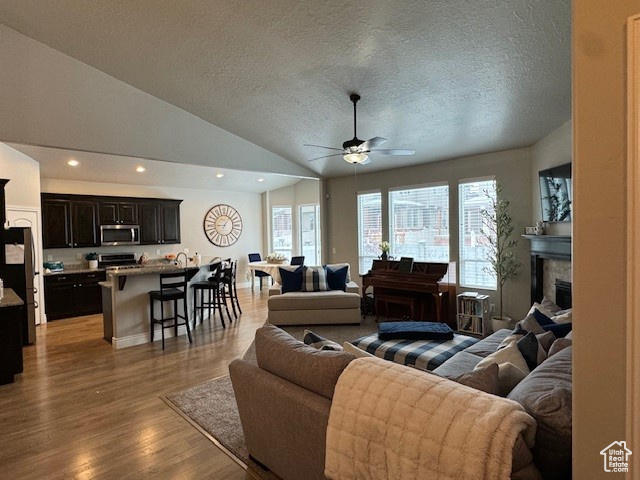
(72, 201, 99, 247)
(42, 194, 181, 248)
(42, 198, 72, 248)
(99, 202, 138, 225)
(139, 200, 182, 245)
(42, 196, 99, 248)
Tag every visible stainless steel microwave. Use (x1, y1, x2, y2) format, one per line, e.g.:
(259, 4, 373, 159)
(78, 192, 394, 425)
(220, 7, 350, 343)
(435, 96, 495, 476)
(100, 225, 140, 246)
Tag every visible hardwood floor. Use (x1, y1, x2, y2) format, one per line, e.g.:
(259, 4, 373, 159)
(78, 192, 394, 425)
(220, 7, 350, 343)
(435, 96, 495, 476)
(0, 286, 271, 479)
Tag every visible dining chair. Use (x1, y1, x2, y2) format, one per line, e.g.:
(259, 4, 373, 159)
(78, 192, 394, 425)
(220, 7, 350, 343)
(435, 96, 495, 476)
(248, 252, 271, 290)
(290, 256, 305, 266)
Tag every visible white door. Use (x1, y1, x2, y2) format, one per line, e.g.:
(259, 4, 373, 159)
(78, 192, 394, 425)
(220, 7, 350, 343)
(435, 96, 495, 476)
(6, 207, 45, 324)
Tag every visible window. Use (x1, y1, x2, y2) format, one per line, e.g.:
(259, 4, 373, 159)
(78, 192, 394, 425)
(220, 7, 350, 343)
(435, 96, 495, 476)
(459, 178, 497, 289)
(357, 191, 382, 274)
(272, 206, 292, 258)
(389, 184, 449, 262)
(299, 204, 321, 265)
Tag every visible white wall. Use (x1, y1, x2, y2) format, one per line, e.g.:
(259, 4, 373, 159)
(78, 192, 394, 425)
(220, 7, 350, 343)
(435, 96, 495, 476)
(0, 25, 317, 179)
(41, 179, 262, 285)
(263, 179, 320, 258)
(531, 120, 572, 235)
(0, 143, 41, 209)
(325, 147, 533, 320)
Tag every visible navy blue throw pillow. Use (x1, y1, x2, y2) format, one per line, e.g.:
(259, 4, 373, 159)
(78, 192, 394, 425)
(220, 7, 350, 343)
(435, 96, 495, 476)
(542, 322, 572, 338)
(532, 308, 555, 326)
(279, 266, 303, 293)
(325, 265, 349, 291)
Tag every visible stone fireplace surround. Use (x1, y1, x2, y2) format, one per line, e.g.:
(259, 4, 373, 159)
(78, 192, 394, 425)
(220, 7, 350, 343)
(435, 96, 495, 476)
(523, 234, 572, 305)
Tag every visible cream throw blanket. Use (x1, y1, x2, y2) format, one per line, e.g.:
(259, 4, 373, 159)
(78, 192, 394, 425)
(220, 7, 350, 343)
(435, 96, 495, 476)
(325, 357, 536, 480)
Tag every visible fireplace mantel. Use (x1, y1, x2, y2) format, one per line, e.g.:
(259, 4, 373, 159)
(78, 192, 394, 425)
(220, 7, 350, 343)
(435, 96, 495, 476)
(523, 235, 572, 303)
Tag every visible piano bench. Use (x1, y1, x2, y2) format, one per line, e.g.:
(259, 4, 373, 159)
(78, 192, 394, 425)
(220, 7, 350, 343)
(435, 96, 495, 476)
(375, 294, 421, 321)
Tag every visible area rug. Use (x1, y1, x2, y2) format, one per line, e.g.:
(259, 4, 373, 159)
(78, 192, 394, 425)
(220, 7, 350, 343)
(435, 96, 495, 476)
(164, 374, 280, 480)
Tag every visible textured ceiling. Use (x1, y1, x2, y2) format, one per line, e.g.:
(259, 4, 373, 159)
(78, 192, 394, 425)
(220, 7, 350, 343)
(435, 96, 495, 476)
(9, 144, 303, 194)
(0, 0, 571, 178)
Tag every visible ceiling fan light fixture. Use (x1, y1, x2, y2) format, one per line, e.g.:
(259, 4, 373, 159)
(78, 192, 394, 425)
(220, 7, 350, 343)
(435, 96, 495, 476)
(343, 152, 368, 164)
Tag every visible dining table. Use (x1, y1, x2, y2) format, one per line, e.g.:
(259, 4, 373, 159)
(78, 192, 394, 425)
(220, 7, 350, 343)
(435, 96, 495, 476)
(247, 261, 295, 289)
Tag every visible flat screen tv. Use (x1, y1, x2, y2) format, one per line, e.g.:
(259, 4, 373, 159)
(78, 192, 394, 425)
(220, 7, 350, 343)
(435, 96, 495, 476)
(539, 162, 572, 222)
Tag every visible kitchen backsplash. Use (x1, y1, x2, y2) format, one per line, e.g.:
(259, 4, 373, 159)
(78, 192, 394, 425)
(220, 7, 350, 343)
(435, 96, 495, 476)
(43, 244, 195, 267)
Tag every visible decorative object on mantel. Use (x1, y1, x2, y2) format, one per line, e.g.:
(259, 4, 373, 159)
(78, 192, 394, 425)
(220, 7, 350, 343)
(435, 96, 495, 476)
(524, 226, 536, 235)
(265, 252, 286, 264)
(481, 182, 522, 331)
(535, 220, 545, 236)
(379, 241, 390, 260)
(85, 252, 98, 270)
(203, 204, 243, 247)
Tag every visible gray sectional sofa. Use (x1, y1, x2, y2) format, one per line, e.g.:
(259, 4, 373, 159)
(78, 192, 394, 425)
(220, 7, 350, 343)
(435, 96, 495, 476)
(230, 324, 573, 480)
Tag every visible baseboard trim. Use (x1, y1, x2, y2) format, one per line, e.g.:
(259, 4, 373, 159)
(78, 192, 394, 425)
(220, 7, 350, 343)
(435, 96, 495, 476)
(112, 325, 189, 349)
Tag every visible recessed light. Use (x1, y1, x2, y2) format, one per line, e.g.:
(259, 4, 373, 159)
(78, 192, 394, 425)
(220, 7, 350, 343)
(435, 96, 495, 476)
(136, 166, 146, 173)
(258, 178, 265, 182)
(216, 173, 225, 178)
(67, 159, 79, 167)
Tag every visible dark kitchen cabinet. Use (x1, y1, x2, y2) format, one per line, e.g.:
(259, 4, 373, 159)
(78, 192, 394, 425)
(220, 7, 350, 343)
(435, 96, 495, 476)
(44, 271, 106, 320)
(160, 202, 181, 244)
(42, 194, 181, 248)
(42, 197, 98, 248)
(42, 199, 72, 248)
(99, 202, 138, 225)
(139, 201, 181, 245)
(72, 201, 99, 247)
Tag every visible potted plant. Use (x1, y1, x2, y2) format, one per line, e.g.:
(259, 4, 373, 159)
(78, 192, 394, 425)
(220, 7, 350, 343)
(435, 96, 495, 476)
(480, 182, 522, 332)
(379, 241, 390, 260)
(85, 252, 98, 270)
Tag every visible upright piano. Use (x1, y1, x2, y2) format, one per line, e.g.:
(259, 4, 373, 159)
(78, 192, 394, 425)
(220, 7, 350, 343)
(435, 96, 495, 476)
(361, 260, 457, 327)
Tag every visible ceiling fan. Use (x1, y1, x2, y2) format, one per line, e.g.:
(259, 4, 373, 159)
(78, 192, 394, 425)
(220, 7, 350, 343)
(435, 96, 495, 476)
(304, 93, 415, 165)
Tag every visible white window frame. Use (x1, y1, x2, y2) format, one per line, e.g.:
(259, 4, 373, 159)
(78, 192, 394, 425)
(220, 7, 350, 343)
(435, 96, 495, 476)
(458, 176, 497, 290)
(299, 203, 321, 266)
(271, 205, 293, 258)
(357, 190, 382, 275)
(388, 181, 450, 263)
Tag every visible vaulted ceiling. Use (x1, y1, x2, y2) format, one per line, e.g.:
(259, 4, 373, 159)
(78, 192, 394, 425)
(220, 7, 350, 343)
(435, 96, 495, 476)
(0, 0, 571, 178)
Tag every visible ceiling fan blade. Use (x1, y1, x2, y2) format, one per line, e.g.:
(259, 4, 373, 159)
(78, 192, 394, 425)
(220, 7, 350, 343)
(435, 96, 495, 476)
(307, 153, 343, 162)
(303, 143, 344, 151)
(370, 149, 415, 156)
(359, 137, 387, 151)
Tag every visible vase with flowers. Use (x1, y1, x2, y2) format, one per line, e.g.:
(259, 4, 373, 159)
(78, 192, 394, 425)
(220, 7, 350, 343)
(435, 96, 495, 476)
(379, 241, 390, 260)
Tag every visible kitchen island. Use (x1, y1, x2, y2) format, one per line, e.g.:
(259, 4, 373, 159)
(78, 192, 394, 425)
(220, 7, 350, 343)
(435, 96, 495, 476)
(101, 261, 218, 349)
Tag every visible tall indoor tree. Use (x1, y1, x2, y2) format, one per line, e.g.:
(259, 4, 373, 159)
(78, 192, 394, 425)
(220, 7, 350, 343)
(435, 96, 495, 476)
(481, 182, 522, 320)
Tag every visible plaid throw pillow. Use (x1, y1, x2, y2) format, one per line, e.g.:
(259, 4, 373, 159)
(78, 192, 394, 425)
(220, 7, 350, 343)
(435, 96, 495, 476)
(301, 266, 328, 292)
(303, 330, 343, 351)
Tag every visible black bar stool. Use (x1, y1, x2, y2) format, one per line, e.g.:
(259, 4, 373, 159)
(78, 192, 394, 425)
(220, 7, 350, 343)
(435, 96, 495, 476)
(192, 262, 228, 329)
(149, 270, 192, 349)
(221, 259, 242, 319)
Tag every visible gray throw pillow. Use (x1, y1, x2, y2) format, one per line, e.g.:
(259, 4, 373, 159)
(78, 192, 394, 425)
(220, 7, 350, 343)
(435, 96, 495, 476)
(536, 331, 557, 353)
(548, 338, 572, 357)
(446, 363, 500, 396)
(519, 313, 545, 334)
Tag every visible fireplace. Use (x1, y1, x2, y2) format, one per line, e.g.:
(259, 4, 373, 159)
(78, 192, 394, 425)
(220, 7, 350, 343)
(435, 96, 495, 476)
(523, 235, 572, 304)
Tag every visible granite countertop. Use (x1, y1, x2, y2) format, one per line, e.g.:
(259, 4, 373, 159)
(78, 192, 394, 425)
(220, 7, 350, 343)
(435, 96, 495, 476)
(98, 281, 112, 289)
(44, 264, 106, 276)
(0, 288, 24, 308)
(105, 263, 210, 277)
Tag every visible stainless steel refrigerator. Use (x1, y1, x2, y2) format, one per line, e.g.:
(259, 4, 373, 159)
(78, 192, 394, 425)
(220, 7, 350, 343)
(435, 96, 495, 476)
(0, 227, 37, 344)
